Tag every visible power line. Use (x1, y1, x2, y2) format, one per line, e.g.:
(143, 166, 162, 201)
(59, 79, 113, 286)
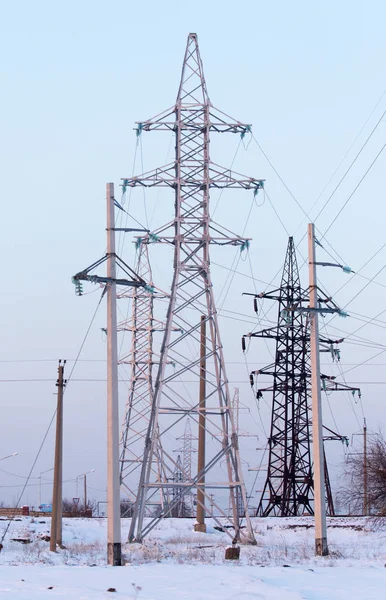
(324, 262, 386, 332)
(322, 141, 386, 238)
(307, 86, 386, 221)
(0, 292, 105, 544)
(329, 243, 386, 300)
(0, 359, 106, 363)
(314, 108, 386, 224)
(0, 408, 56, 543)
(263, 187, 291, 236)
(251, 133, 310, 220)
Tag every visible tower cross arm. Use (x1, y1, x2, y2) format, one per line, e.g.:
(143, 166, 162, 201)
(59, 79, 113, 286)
(322, 424, 349, 444)
(134, 106, 254, 135)
(245, 327, 280, 340)
(122, 163, 264, 191)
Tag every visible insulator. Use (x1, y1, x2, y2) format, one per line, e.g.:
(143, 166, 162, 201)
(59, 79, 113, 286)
(253, 297, 258, 314)
(74, 281, 83, 297)
(256, 390, 263, 400)
(242, 337, 246, 352)
(249, 373, 254, 387)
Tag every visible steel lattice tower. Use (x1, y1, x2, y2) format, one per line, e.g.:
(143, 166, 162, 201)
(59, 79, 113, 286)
(243, 237, 355, 517)
(245, 237, 314, 516)
(123, 33, 263, 543)
(118, 239, 168, 513)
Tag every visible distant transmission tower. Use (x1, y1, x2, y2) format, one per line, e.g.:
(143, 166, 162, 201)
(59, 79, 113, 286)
(171, 455, 185, 518)
(173, 418, 197, 517)
(243, 237, 356, 517)
(124, 33, 263, 544)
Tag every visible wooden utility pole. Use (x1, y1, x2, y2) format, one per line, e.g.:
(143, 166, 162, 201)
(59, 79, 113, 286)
(308, 223, 328, 556)
(50, 360, 66, 552)
(106, 182, 122, 566)
(194, 316, 206, 533)
(363, 418, 368, 516)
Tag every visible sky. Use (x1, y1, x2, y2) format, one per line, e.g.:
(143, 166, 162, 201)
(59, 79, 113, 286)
(0, 0, 386, 509)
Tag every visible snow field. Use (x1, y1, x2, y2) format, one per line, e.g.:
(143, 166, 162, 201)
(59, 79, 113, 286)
(0, 517, 386, 598)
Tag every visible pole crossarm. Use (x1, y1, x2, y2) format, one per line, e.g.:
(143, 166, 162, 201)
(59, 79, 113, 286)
(72, 253, 147, 294)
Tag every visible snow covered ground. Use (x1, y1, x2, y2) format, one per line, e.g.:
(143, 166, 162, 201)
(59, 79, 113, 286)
(0, 516, 385, 598)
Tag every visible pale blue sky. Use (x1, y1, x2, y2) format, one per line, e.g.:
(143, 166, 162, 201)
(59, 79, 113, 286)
(0, 0, 385, 507)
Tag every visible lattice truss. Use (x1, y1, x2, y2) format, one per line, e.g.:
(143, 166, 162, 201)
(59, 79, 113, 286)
(120, 33, 264, 544)
(172, 419, 197, 518)
(243, 238, 354, 517)
(118, 241, 169, 513)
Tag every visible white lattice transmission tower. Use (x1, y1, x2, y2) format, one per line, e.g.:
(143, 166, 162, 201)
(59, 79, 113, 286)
(118, 240, 168, 513)
(123, 33, 264, 544)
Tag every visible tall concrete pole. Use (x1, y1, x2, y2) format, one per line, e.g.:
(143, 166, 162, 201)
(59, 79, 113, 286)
(50, 361, 65, 552)
(106, 182, 122, 566)
(194, 316, 206, 533)
(56, 428, 63, 545)
(363, 418, 368, 516)
(308, 223, 328, 556)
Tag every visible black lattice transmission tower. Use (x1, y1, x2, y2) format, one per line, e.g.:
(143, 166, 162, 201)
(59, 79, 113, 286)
(243, 237, 356, 517)
(244, 237, 314, 516)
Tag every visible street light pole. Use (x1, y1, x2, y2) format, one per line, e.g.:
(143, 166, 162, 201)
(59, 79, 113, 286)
(75, 469, 95, 513)
(39, 468, 54, 507)
(0, 453, 18, 462)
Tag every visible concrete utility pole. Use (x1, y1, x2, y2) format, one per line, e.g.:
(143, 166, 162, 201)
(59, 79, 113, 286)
(195, 316, 206, 533)
(308, 223, 328, 556)
(106, 182, 122, 566)
(50, 360, 66, 552)
(363, 418, 368, 516)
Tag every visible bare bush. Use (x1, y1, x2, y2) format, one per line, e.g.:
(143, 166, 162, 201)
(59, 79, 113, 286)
(339, 434, 386, 515)
(62, 497, 96, 517)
